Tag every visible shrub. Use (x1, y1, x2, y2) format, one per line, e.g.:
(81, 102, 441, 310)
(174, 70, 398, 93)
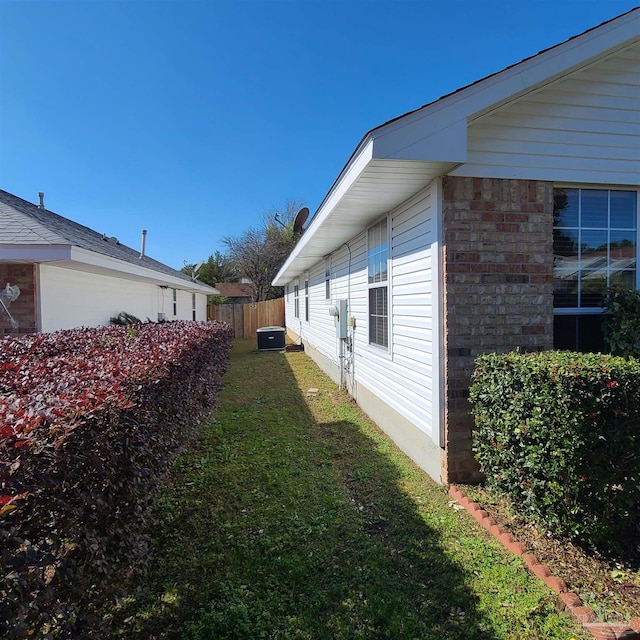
(603, 285, 640, 357)
(109, 311, 143, 325)
(470, 350, 640, 550)
(0, 321, 233, 638)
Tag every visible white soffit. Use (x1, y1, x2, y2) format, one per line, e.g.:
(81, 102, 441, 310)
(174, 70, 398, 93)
(273, 153, 452, 284)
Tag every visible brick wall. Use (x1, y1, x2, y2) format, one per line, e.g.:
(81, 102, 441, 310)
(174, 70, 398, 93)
(441, 177, 554, 484)
(0, 263, 38, 336)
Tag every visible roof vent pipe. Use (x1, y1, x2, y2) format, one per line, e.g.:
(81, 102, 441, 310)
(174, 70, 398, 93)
(38, 192, 45, 209)
(140, 229, 147, 258)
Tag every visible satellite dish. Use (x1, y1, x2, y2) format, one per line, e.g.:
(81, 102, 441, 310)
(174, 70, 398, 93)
(293, 207, 309, 234)
(192, 260, 204, 280)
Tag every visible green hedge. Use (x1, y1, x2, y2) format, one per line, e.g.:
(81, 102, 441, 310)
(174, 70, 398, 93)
(603, 285, 640, 357)
(469, 350, 640, 550)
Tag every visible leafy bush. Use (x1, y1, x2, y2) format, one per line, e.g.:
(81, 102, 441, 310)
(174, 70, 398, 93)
(0, 321, 233, 638)
(603, 285, 640, 357)
(470, 350, 640, 550)
(109, 311, 143, 325)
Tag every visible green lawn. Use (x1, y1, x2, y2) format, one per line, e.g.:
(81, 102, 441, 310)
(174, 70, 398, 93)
(105, 339, 588, 639)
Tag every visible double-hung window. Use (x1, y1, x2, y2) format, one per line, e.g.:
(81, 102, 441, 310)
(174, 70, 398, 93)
(367, 217, 389, 349)
(172, 289, 177, 316)
(191, 293, 197, 321)
(294, 281, 300, 318)
(304, 273, 309, 322)
(553, 187, 638, 352)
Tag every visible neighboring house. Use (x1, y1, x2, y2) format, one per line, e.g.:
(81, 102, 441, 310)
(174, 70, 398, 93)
(214, 282, 255, 304)
(0, 189, 219, 335)
(273, 9, 640, 485)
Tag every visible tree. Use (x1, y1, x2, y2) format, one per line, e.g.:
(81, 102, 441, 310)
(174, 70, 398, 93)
(181, 251, 237, 286)
(223, 199, 304, 302)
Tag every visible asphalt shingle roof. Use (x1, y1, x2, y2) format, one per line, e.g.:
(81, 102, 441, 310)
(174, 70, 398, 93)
(0, 189, 197, 285)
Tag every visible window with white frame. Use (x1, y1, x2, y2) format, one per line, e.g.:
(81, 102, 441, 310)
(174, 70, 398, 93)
(172, 288, 177, 316)
(294, 281, 300, 318)
(192, 293, 197, 321)
(553, 187, 638, 352)
(304, 273, 309, 321)
(324, 258, 331, 300)
(367, 217, 389, 348)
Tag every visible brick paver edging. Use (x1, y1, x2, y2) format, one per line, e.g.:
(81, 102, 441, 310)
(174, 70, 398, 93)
(448, 485, 640, 640)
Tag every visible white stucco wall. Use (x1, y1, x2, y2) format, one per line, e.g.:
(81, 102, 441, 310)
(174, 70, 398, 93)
(38, 264, 208, 332)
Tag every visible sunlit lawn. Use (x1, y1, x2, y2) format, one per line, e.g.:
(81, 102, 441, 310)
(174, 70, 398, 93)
(105, 339, 588, 639)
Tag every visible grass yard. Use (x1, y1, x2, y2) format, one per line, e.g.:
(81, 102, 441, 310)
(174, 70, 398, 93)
(105, 339, 588, 639)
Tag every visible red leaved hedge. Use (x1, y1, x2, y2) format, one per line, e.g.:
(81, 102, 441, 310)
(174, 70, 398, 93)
(0, 321, 233, 638)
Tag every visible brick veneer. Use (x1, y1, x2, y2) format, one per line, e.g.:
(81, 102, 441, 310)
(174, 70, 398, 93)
(0, 263, 38, 336)
(441, 177, 554, 483)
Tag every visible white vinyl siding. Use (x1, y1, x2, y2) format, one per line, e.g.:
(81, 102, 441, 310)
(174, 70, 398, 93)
(283, 181, 440, 445)
(38, 264, 207, 332)
(454, 44, 640, 184)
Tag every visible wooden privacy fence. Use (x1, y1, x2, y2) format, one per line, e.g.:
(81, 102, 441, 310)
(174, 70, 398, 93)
(207, 297, 285, 338)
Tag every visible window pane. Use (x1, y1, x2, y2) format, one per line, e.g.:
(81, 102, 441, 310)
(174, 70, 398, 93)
(610, 191, 637, 229)
(610, 270, 636, 289)
(554, 314, 606, 352)
(369, 286, 388, 347)
(580, 271, 607, 307)
(581, 189, 608, 228)
(553, 270, 579, 307)
(581, 229, 607, 257)
(368, 220, 388, 284)
(554, 188, 579, 227)
(579, 315, 606, 352)
(553, 228, 579, 258)
(554, 314, 577, 350)
(610, 230, 636, 271)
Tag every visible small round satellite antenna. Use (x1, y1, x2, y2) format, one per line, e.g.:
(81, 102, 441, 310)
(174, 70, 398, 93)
(293, 207, 309, 234)
(192, 260, 204, 280)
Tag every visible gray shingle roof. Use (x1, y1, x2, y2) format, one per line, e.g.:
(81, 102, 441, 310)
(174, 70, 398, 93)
(0, 189, 199, 285)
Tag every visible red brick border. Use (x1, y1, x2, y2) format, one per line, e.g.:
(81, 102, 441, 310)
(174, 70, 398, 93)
(449, 485, 640, 640)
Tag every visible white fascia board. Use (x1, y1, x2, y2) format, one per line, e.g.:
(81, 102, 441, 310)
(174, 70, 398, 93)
(372, 10, 640, 160)
(68, 247, 219, 294)
(0, 244, 73, 261)
(273, 139, 374, 286)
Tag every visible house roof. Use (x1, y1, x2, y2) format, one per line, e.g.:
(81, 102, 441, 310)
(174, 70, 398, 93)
(0, 189, 218, 294)
(215, 282, 255, 299)
(273, 7, 640, 286)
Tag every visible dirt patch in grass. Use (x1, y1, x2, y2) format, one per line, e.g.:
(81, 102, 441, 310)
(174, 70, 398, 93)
(460, 484, 640, 624)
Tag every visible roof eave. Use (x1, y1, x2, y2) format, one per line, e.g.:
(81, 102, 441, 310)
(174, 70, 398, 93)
(272, 8, 640, 286)
(64, 246, 219, 293)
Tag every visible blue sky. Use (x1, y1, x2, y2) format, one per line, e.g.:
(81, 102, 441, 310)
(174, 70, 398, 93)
(1, 0, 637, 270)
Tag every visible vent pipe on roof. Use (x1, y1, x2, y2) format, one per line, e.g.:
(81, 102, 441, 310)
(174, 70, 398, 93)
(37, 192, 45, 209)
(140, 229, 147, 258)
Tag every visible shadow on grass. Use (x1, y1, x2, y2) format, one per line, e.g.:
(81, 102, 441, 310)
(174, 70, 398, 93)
(105, 341, 502, 639)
